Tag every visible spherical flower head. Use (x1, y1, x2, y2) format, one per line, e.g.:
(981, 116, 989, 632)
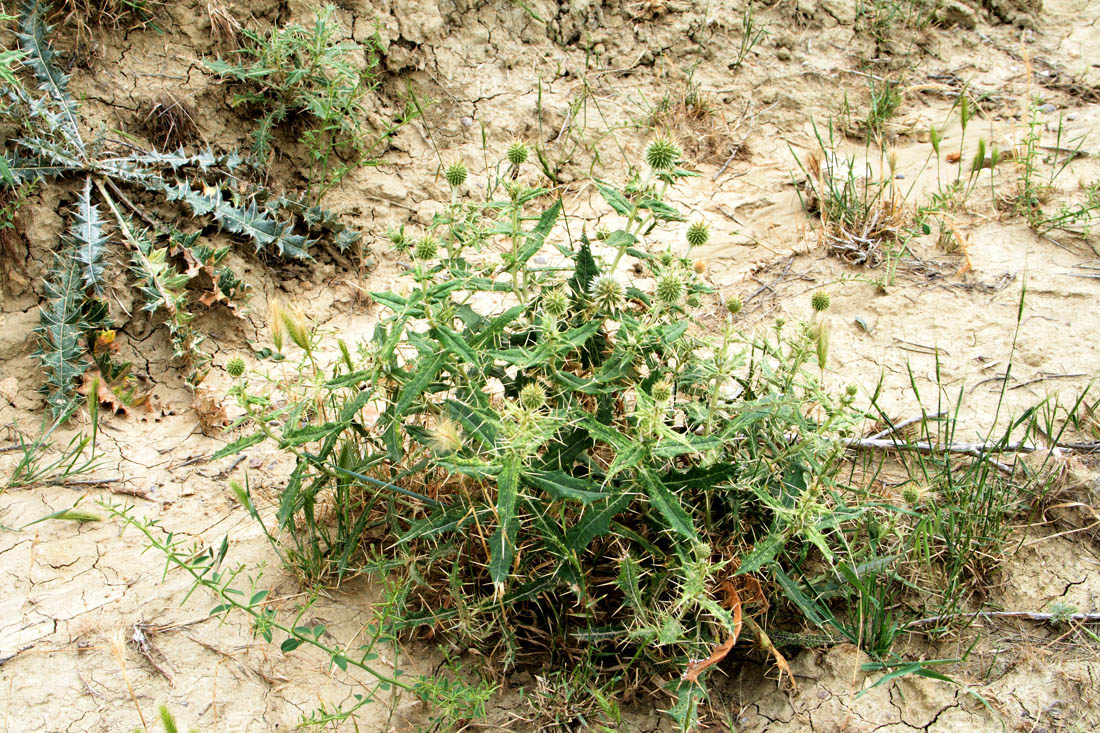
(543, 287, 570, 317)
(595, 226, 611, 241)
(845, 384, 858, 398)
(646, 138, 680, 171)
(726, 296, 743, 315)
(520, 382, 547, 411)
(686, 221, 709, 247)
(656, 271, 684, 305)
(429, 418, 462, 454)
(414, 236, 439, 261)
(506, 141, 529, 166)
(226, 356, 246, 378)
(444, 161, 468, 188)
(651, 378, 673, 403)
(387, 225, 410, 252)
(590, 275, 625, 311)
(811, 290, 831, 312)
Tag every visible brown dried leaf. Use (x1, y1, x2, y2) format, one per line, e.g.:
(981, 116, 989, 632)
(78, 371, 129, 416)
(744, 615, 796, 690)
(193, 388, 229, 435)
(682, 582, 745, 684)
(682, 635, 735, 684)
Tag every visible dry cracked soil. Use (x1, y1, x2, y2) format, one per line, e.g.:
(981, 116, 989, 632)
(2, 0, 1099, 730)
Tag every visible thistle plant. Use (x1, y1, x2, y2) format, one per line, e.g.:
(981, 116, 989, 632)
(205, 141, 919, 730)
(205, 4, 414, 202)
(0, 0, 357, 416)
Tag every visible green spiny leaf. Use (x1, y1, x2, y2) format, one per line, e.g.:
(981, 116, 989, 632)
(489, 454, 521, 588)
(70, 178, 109, 295)
(638, 468, 696, 542)
(34, 249, 90, 417)
(17, 0, 85, 155)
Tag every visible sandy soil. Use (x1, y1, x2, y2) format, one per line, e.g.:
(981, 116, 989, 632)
(2, 0, 1099, 730)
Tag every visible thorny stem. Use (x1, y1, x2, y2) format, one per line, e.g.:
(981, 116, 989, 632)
(105, 502, 418, 693)
(610, 167, 655, 271)
(95, 178, 177, 317)
(703, 321, 735, 435)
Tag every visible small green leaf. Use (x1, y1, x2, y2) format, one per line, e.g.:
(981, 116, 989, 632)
(594, 179, 632, 216)
(212, 432, 265, 461)
(527, 471, 608, 504)
(605, 442, 645, 483)
(736, 533, 786, 575)
(566, 492, 632, 551)
(515, 199, 561, 265)
(638, 469, 695, 541)
(489, 454, 521, 587)
(432, 324, 479, 366)
(393, 350, 446, 417)
(280, 638, 302, 652)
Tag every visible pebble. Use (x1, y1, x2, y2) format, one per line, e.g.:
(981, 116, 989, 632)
(895, 173, 905, 179)
(1038, 103, 1056, 114)
(1066, 113, 1077, 121)
(460, 116, 474, 127)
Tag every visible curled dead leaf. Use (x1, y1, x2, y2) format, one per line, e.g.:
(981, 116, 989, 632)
(79, 370, 129, 416)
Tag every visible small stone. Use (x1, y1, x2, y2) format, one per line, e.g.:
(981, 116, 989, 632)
(895, 173, 905, 179)
(1038, 103, 1056, 114)
(460, 116, 474, 128)
(1066, 113, 1077, 121)
(935, 0, 977, 30)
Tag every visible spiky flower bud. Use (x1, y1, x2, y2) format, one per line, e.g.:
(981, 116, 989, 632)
(543, 287, 570, 317)
(651, 378, 673, 403)
(506, 142, 529, 166)
(595, 226, 611, 241)
(444, 161, 467, 188)
(590, 275, 624, 311)
(387, 225, 410, 252)
(646, 138, 681, 171)
(811, 290, 831, 312)
(686, 221, 709, 247)
(226, 356, 246, 378)
(414, 236, 439, 261)
(726, 296, 743, 315)
(846, 384, 858, 397)
(520, 382, 547, 411)
(656, 271, 684, 305)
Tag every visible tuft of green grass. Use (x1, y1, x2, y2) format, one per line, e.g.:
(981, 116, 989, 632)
(206, 5, 415, 202)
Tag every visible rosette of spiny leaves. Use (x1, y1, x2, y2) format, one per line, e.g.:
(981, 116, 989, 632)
(1, 0, 359, 416)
